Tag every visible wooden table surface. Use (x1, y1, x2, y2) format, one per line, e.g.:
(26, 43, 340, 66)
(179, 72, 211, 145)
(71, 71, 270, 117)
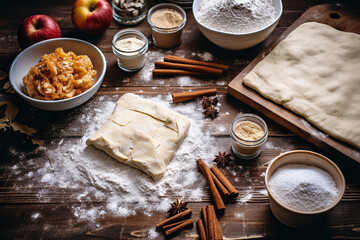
(0, 0, 359, 239)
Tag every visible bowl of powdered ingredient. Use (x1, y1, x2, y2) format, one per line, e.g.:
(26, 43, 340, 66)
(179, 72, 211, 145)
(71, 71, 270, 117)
(265, 150, 345, 228)
(193, 0, 282, 50)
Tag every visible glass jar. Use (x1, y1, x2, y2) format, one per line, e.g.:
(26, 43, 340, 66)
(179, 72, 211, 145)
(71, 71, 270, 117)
(112, 29, 148, 72)
(147, 3, 187, 49)
(230, 113, 268, 160)
(112, 0, 147, 25)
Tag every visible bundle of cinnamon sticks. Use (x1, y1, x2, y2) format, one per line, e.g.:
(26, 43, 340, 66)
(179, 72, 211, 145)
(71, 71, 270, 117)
(196, 159, 238, 212)
(197, 205, 223, 240)
(156, 209, 193, 237)
(153, 55, 229, 76)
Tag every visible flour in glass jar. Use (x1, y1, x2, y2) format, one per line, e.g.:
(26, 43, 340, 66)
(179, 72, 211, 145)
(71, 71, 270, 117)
(197, 0, 277, 34)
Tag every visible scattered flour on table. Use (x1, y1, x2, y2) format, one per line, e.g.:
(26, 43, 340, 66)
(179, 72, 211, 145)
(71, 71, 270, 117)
(8, 94, 221, 221)
(301, 119, 329, 139)
(31, 213, 40, 219)
(197, 0, 276, 34)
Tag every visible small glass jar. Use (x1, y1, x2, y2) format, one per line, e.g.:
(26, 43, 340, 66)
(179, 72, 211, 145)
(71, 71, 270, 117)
(112, 0, 147, 25)
(230, 113, 268, 160)
(112, 29, 148, 72)
(147, 3, 187, 49)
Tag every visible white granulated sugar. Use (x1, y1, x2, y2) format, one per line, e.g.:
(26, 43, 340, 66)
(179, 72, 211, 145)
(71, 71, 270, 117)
(198, 0, 276, 34)
(10, 94, 220, 221)
(269, 164, 338, 212)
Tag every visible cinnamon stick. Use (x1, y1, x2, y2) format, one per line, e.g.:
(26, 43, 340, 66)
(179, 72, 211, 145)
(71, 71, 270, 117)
(155, 61, 223, 76)
(172, 88, 217, 103)
(197, 159, 225, 212)
(197, 219, 207, 240)
(211, 166, 239, 197)
(153, 69, 207, 76)
(164, 55, 229, 71)
(201, 207, 208, 239)
(206, 205, 216, 240)
(162, 219, 188, 231)
(156, 209, 192, 230)
(164, 218, 193, 237)
(211, 171, 230, 198)
(213, 209, 223, 240)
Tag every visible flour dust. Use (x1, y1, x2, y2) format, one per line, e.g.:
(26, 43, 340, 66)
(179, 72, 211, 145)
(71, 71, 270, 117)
(7, 94, 222, 221)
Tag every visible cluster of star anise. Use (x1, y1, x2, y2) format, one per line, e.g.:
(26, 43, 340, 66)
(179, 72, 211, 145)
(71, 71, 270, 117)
(202, 96, 219, 119)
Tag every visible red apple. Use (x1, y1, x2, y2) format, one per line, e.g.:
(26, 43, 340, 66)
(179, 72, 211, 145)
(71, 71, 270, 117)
(72, 0, 113, 35)
(17, 15, 61, 49)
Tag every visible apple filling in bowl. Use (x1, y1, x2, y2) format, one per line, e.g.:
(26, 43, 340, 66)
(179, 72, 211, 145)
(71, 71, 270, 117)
(22, 47, 97, 100)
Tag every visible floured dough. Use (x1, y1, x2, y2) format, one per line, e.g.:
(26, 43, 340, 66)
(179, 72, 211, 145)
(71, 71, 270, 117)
(243, 22, 360, 148)
(86, 93, 191, 180)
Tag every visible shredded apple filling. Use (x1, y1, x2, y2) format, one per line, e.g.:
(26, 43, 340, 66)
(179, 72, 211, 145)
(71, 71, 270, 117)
(23, 47, 97, 100)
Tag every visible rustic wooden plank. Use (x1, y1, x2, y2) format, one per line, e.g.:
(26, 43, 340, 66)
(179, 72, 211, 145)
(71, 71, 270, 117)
(0, 202, 359, 239)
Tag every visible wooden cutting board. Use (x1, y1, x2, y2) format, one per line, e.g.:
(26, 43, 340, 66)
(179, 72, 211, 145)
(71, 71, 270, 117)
(228, 4, 360, 163)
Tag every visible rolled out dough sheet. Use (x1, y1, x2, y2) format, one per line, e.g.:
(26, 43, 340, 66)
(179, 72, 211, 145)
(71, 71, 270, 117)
(243, 22, 360, 148)
(86, 93, 191, 180)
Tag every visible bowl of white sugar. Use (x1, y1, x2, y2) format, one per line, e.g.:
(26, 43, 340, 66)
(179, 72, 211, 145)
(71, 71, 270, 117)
(192, 0, 283, 50)
(265, 150, 345, 228)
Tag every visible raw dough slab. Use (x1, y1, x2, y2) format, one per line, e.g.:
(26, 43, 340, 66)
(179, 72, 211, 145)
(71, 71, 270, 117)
(86, 93, 191, 180)
(243, 22, 360, 149)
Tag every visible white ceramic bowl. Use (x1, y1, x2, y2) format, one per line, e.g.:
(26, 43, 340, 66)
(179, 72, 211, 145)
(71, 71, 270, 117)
(265, 150, 345, 228)
(9, 38, 106, 111)
(192, 0, 283, 50)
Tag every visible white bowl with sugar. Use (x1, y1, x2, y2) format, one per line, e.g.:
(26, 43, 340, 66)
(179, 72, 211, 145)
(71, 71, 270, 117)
(265, 150, 345, 228)
(192, 0, 283, 50)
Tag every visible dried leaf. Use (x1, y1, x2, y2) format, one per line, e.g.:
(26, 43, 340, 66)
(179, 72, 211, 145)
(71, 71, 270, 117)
(9, 122, 36, 136)
(0, 122, 8, 131)
(0, 117, 8, 123)
(3, 81, 10, 90)
(6, 88, 15, 94)
(0, 70, 7, 81)
(0, 101, 7, 107)
(31, 138, 44, 145)
(5, 101, 18, 122)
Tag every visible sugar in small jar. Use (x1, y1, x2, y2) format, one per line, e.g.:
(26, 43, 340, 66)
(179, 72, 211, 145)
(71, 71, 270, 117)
(112, 29, 148, 72)
(230, 113, 268, 159)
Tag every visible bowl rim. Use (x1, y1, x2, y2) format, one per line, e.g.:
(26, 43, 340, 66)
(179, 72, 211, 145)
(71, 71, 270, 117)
(9, 37, 106, 104)
(192, 0, 283, 36)
(265, 150, 345, 215)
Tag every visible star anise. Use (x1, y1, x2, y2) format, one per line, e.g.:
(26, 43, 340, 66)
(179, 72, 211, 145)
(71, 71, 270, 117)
(168, 199, 189, 216)
(202, 96, 212, 109)
(202, 96, 218, 109)
(203, 106, 219, 119)
(214, 151, 232, 167)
